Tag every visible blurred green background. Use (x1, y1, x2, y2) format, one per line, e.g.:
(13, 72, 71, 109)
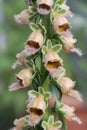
(0, 0, 87, 129)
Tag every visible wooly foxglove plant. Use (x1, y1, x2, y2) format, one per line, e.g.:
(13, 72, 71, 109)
(9, 0, 83, 130)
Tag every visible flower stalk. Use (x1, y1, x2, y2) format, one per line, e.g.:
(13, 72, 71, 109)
(9, 0, 82, 130)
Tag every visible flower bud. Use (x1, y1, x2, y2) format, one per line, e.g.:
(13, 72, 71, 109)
(17, 68, 33, 87)
(14, 9, 30, 25)
(12, 51, 27, 69)
(28, 95, 46, 125)
(59, 104, 75, 121)
(37, 0, 54, 14)
(9, 69, 33, 91)
(61, 31, 76, 52)
(14, 117, 26, 130)
(44, 51, 63, 71)
(25, 30, 44, 56)
(53, 14, 70, 34)
(58, 76, 75, 94)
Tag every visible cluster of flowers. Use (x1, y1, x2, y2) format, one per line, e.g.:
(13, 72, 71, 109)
(9, 0, 82, 130)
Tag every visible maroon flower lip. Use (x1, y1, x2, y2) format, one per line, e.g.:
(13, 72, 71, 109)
(39, 4, 51, 11)
(58, 23, 70, 33)
(26, 40, 40, 49)
(47, 60, 62, 69)
(29, 107, 44, 116)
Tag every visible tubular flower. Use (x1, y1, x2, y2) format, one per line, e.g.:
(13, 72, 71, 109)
(59, 103, 82, 124)
(12, 51, 27, 69)
(14, 9, 30, 25)
(58, 76, 75, 94)
(27, 95, 46, 125)
(9, 68, 33, 91)
(25, 30, 44, 56)
(68, 89, 83, 102)
(13, 117, 26, 130)
(44, 50, 63, 71)
(53, 14, 70, 34)
(37, 0, 54, 14)
(60, 31, 82, 56)
(59, 103, 75, 121)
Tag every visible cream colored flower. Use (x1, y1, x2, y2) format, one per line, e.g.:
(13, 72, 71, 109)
(68, 89, 83, 102)
(25, 30, 44, 56)
(59, 103, 75, 121)
(58, 76, 75, 94)
(44, 50, 63, 71)
(60, 31, 82, 56)
(13, 117, 26, 130)
(37, 0, 54, 14)
(59, 103, 82, 124)
(27, 95, 46, 125)
(60, 31, 76, 52)
(9, 68, 33, 91)
(53, 14, 70, 34)
(12, 51, 27, 69)
(14, 9, 30, 25)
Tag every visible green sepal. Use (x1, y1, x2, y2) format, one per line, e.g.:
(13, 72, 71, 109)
(48, 116, 54, 125)
(41, 121, 48, 130)
(44, 92, 51, 100)
(52, 44, 62, 53)
(38, 87, 44, 95)
(42, 46, 47, 55)
(29, 22, 39, 31)
(58, 9, 66, 15)
(25, 115, 29, 122)
(28, 5, 37, 13)
(53, 121, 62, 128)
(29, 90, 39, 97)
(35, 55, 41, 71)
(47, 39, 52, 49)
(58, 0, 65, 5)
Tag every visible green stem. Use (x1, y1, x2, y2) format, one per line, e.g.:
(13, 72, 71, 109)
(42, 14, 51, 39)
(59, 114, 67, 130)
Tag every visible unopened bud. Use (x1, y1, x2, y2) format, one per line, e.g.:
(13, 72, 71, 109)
(14, 9, 30, 25)
(58, 76, 75, 94)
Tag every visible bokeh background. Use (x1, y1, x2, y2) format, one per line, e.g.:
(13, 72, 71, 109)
(0, 0, 87, 130)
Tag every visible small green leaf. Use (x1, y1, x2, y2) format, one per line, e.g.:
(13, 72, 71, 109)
(58, 9, 66, 15)
(53, 5, 59, 12)
(30, 23, 39, 31)
(29, 90, 39, 97)
(44, 92, 51, 100)
(35, 56, 41, 71)
(53, 121, 62, 128)
(58, 0, 65, 5)
(42, 121, 48, 130)
(28, 6, 37, 13)
(42, 46, 47, 54)
(25, 115, 29, 122)
(48, 116, 54, 125)
(52, 44, 62, 53)
(58, 67, 65, 77)
(38, 87, 44, 94)
(47, 40, 52, 49)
